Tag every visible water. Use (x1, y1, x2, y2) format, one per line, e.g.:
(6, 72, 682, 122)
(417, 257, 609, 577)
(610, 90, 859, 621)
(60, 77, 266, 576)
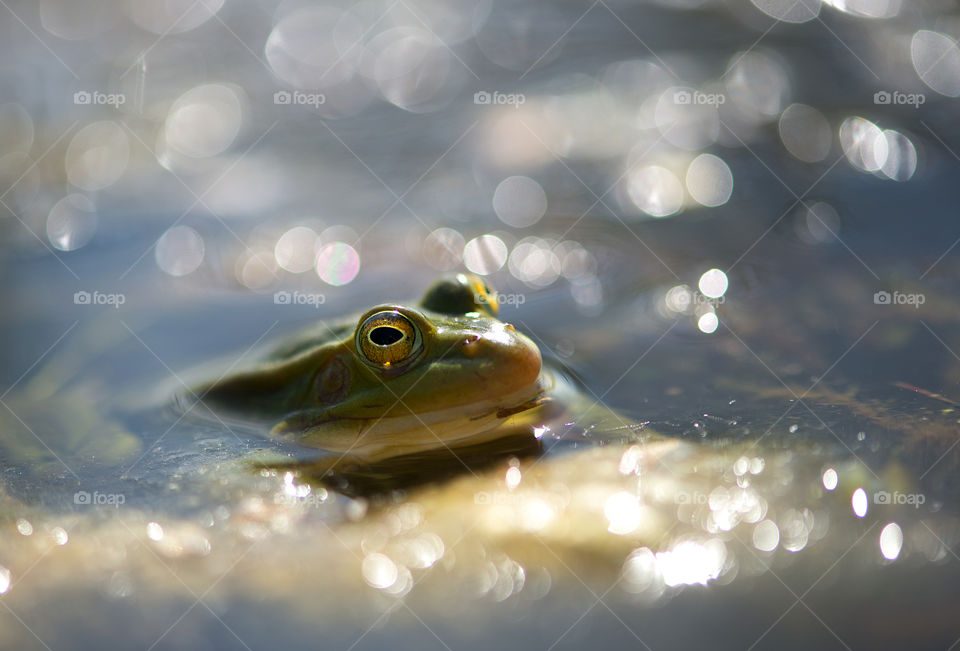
(2, 0, 960, 648)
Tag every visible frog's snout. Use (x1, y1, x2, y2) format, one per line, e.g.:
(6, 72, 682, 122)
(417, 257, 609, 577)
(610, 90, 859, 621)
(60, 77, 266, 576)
(461, 322, 542, 391)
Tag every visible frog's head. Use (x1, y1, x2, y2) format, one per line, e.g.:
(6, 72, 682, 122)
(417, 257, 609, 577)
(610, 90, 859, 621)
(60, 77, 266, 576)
(284, 274, 542, 456)
(201, 275, 545, 459)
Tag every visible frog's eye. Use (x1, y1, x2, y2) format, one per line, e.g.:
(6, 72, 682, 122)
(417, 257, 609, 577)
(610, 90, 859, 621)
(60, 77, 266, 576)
(357, 311, 422, 367)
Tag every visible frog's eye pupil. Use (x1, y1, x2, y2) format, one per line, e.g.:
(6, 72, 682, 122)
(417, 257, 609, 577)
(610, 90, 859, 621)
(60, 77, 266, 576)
(357, 310, 423, 368)
(370, 326, 403, 346)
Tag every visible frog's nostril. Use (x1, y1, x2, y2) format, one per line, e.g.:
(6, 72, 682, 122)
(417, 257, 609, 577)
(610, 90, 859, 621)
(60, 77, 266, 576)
(461, 334, 482, 357)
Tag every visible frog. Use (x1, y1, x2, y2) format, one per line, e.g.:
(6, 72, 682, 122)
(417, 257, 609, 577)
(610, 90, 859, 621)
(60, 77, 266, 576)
(193, 274, 624, 464)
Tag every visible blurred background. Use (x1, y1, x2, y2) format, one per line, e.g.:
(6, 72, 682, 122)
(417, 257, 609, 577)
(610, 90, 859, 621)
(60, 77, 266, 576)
(3, 0, 960, 649)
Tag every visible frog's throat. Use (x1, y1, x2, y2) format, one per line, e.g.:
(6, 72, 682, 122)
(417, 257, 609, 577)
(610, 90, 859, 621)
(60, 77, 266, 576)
(273, 376, 552, 460)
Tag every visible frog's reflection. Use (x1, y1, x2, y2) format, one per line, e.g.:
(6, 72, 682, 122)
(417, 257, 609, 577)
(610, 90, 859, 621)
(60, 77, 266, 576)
(262, 431, 543, 498)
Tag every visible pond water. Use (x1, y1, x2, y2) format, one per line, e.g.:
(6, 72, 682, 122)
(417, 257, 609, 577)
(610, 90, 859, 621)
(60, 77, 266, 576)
(2, 0, 960, 649)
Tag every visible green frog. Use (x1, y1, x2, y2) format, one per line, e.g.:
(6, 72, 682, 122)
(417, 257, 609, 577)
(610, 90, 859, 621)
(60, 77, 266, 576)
(195, 274, 626, 464)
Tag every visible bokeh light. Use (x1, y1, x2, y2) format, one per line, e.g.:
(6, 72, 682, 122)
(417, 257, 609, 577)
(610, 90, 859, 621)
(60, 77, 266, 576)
(749, 0, 819, 23)
(422, 228, 465, 270)
(685, 154, 733, 207)
(46, 194, 97, 251)
(753, 519, 780, 552)
(698, 269, 728, 298)
(508, 237, 561, 287)
(822, 468, 838, 490)
(852, 488, 869, 517)
(779, 103, 831, 162)
(463, 234, 508, 275)
(840, 117, 888, 173)
(65, 121, 129, 191)
(275, 226, 320, 274)
(316, 242, 360, 286)
(125, 0, 224, 35)
(911, 30, 960, 97)
(697, 312, 719, 334)
(493, 176, 548, 228)
(265, 7, 364, 90)
(626, 165, 684, 217)
(879, 522, 903, 560)
(163, 84, 245, 159)
(156, 226, 205, 277)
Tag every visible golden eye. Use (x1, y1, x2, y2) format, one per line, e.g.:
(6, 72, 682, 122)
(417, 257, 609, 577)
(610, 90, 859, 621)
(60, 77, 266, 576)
(357, 311, 422, 367)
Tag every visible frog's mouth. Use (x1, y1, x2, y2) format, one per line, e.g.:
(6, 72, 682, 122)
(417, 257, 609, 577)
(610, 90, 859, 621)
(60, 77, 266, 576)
(277, 373, 555, 460)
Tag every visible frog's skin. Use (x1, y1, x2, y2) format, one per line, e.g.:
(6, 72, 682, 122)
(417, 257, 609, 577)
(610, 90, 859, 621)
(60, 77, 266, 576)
(196, 274, 583, 461)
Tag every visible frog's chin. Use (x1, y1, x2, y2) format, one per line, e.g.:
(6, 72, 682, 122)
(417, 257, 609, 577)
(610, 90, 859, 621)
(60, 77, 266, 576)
(284, 375, 551, 461)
